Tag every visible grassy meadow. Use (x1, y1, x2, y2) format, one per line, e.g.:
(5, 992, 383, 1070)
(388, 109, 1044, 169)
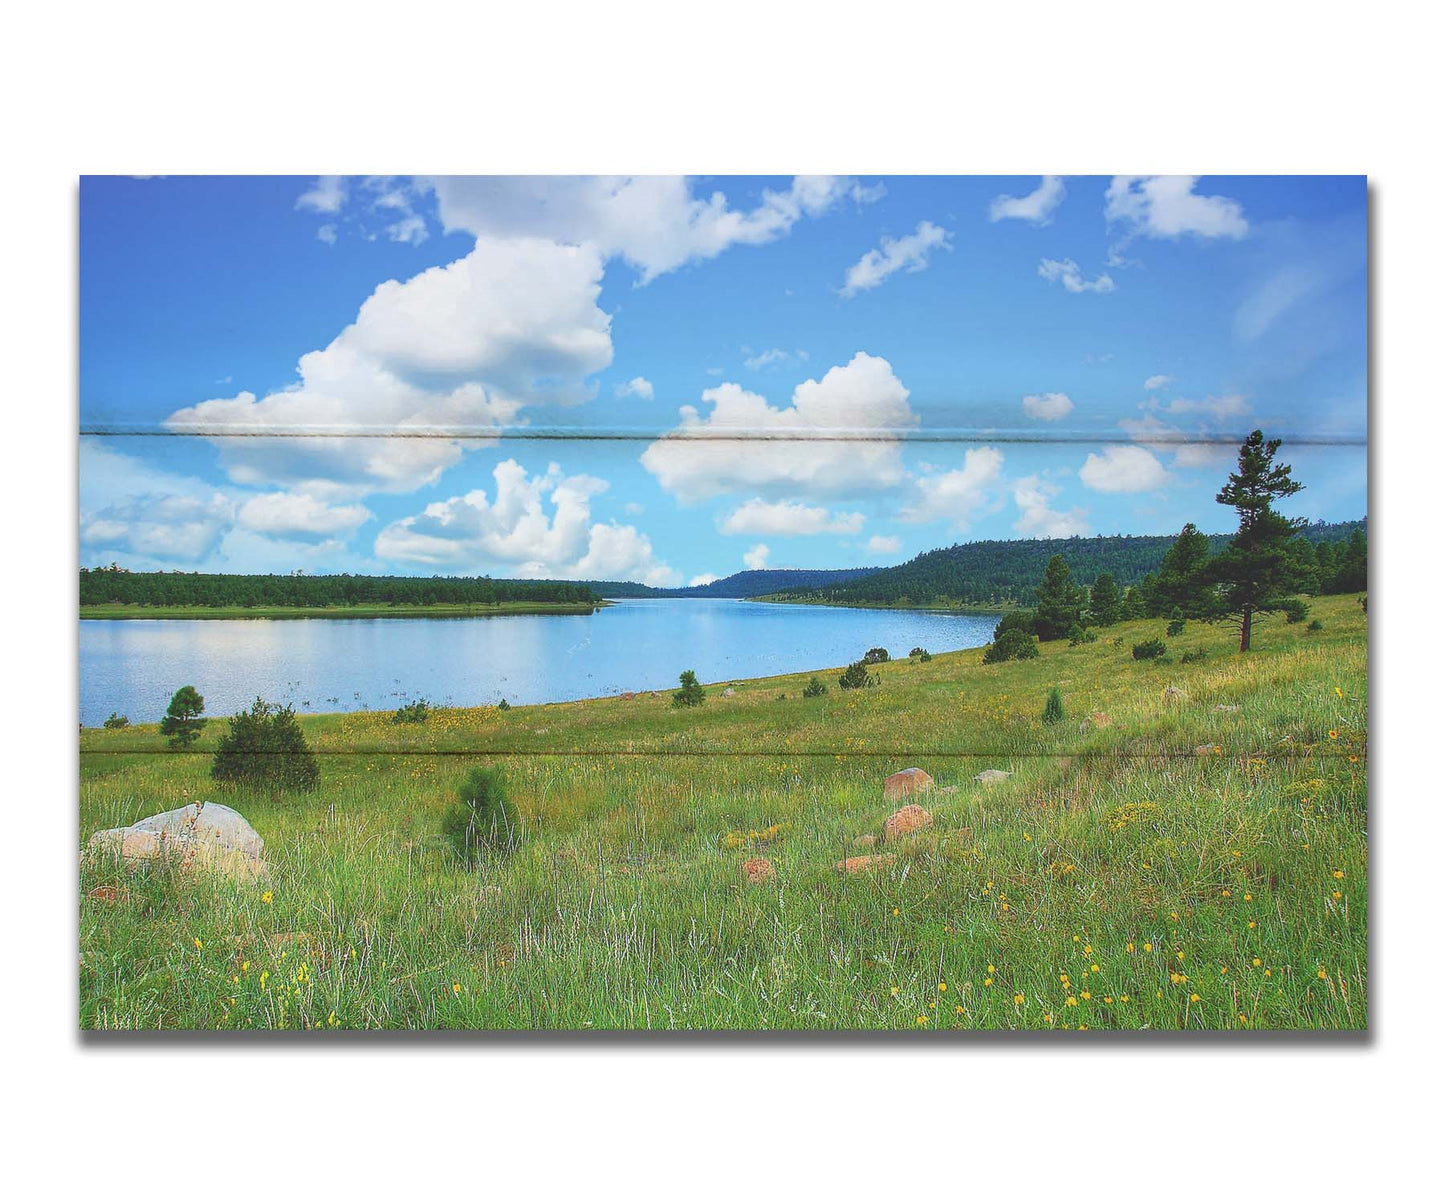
(79, 594, 1367, 1031)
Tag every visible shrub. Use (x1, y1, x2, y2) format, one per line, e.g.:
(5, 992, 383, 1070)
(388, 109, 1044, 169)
(1279, 597, 1310, 624)
(392, 698, 431, 724)
(862, 647, 890, 665)
(1180, 649, 1209, 664)
(673, 669, 705, 708)
(1066, 623, 1095, 646)
(918, 650, 932, 662)
(993, 610, 1036, 642)
(497, 699, 511, 711)
(982, 628, 1040, 664)
(838, 660, 879, 690)
(1307, 618, 1324, 631)
(441, 766, 519, 862)
(1166, 607, 1186, 637)
(211, 698, 319, 793)
(102, 712, 129, 730)
(1041, 686, 1065, 726)
(159, 685, 206, 749)
(908, 647, 925, 658)
(1132, 638, 1167, 661)
(802, 675, 828, 698)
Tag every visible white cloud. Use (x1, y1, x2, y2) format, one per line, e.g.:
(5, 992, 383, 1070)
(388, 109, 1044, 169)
(841, 221, 952, 297)
(424, 175, 878, 285)
(743, 347, 807, 371)
(373, 459, 679, 586)
(743, 544, 770, 570)
(989, 176, 1066, 224)
(900, 447, 1006, 529)
(1038, 258, 1115, 294)
(1022, 391, 1074, 422)
(641, 352, 918, 503)
(1155, 392, 1249, 420)
(1079, 445, 1168, 493)
(1144, 373, 1173, 390)
(236, 493, 372, 543)
(385, 214, 428, 246)
(81, 491, 236, 562)
(688, 573, 720, 587)
(614, 376, 655, 400)
(1105, 176, 1248, 240)
(720, 498, 865, 537)
(316, 224, 337, 246)
(296, 176, 347, 214)
(1013, 475, 1089, 538)
(165, 237, 612, 499)
(1120, 414, 1234, 470)
(865, 534, 900, 556)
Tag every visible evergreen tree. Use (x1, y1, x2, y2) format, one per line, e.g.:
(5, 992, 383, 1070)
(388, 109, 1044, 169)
(1155, 523, 1215, 617)
(1207, 430, 1309, 652)
(1033, 555, 1087, 641)
(159, 685, 206, 749)
(672, 669, 705, 708)
(1088, 572, 1121, 626)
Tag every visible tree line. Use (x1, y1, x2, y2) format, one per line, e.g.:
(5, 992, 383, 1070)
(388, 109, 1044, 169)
(79, 568, 601, 609)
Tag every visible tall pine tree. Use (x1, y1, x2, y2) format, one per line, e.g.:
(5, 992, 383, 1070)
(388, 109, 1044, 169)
(1208, 431, 1309, 652)
(1154, 523, 1216, 617)
(1088, 572, 1122, 626)
(1033, 554, 1087, 641)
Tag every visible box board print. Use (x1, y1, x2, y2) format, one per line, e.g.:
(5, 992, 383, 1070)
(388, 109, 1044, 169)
(79, 176, 1367, 1032)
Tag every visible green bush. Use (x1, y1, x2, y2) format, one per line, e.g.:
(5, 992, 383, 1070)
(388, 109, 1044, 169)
(392, 698, 431, 724)
(441, 766, 519, 862)
(908, 646, 925, 658)
(1041, 686, 1065, 725)
(211, 698, 319, 793)
(993, 610, 1037, 642)
(1307, 619, 1324, 631)
(862, 647, 890, 665)
(102, 712, 129, 730)
(918, 650, 932, 662)
(838, 660, 879, 690)
(497, 699, 511, 711)
(1180, 649, 1209, 664)
(802, 675, 828, 698)
(1166, 607, 1186, 637)
(983, 628, 1040, 664)
(1280, 597, 1310, 624)
(1132, 638, 1167, 661)
(159, 685, 206, 749)
(1066, 623, 1096, 646)
(673, 669, 705, 708)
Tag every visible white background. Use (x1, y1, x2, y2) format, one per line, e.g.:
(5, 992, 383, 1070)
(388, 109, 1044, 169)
(3, 2, 1439, 1199)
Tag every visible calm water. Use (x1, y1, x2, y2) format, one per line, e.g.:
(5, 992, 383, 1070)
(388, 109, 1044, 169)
(79, 598, 996, 726)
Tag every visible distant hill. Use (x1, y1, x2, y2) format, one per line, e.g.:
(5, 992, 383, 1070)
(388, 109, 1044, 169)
(762, 519, 1366, 608)
(586, 567, 883, 599)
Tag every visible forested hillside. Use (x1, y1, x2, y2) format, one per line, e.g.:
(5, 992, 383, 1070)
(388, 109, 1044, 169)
(80, 567, 601, 608)
(768, 520, 1365, 607)
(657, 567, 882, 598)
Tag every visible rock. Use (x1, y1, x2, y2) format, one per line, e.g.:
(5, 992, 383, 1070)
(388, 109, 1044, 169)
(1162, 685, 1186, 704)
(619, 692, 636, 701)
(883, 767, 935, 801)
(1213, 704, 1240, 713)
(1089, 711, 1110, 728)
(853, 833, 879, 848)
(973, 769, 1013, 784)
(722, 688, 736, 698)
(938, 785, 959, 795)
(740, 857, 775, 883)
(1194, 744, 1218, 757)
(883, 803, 934, 842)
(836, 853, 897, 873)
(86, 802, 266, 882)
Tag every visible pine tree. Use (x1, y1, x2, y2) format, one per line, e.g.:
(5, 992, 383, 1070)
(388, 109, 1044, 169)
(1208, 430, 1309, 652)
(1155, 523, 1216, 617)
(1088, 572, 1121, 626)
(1033, 555, 1087, 641)
(159, 685, 206, 749)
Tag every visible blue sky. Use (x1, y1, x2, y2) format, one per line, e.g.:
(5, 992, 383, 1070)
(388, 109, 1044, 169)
(79, 175, 1367, 585)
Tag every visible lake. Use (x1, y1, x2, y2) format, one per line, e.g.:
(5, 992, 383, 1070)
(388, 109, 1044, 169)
(78, 598, 997, 726)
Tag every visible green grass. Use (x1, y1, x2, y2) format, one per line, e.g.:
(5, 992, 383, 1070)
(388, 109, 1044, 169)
(79, 595, 1367, 1031)
(81, 601, 606, 620)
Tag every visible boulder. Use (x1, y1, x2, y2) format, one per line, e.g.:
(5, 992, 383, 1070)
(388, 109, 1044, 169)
(1162, 685, 1186, 705)
(1194, 744, 1218, 757)
(883, 767, 934, 801)
(741, 857, 775, 883)
(1213, 704, 1240, 713)
(835, 853, 897, 873)
(722, 688, 736, 698)
(86, 802, 266, 882)
(973, 769, 1013, 784)
(883, 803, 934, 842)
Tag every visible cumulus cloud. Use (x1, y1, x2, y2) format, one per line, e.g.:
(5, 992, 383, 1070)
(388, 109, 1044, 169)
(1038, 258, 1115, 294)
(641, 352, 918, 503)
(424, 175, 879, 285)
(720, 498, 864, 537)
(1013, 475, 1088, 537)
(1120, 414, 1234, 469)
(688, 573, 719, 587)
(1144, 373, 1173, 390)
(236, 493, 372, 543)
(841, 221, 952, 297)
(1154, 392, 1249, 420)
(866, 534, 901, 556)
(296, 176, 347, 214)
(614, 376, 655, 400)
(1022, 391, 1074, 421)
(1079, 445, 1168, 493)
(1105, 176, 1248, 241)
(165, 237, 612, 499)
(373, 459, 679, 586)
(989, 176, 1066, 224)
(743, 544, 770, 570)
(900, 447, 1005, 529)
(82, 492, 236, 562)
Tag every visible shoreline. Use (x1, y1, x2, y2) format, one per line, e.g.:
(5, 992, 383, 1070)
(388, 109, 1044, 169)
(749, 595, 1013, 615)
(79, 601, 609, 621)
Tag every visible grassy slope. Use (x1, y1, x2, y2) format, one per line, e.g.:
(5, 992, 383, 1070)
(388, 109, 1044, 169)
(80, 601, 605, 620)
(79, 594, 1367, 1031)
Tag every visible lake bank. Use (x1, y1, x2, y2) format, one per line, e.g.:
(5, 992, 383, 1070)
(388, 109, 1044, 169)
(81, 600, 607, 621)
